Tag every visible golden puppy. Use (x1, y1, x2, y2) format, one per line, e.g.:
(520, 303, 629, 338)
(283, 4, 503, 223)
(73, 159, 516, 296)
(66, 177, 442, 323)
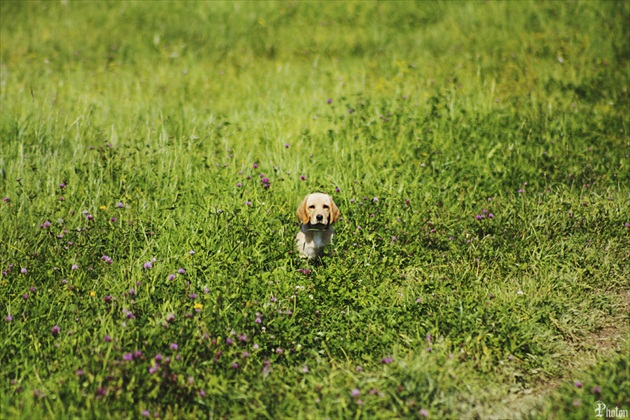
(295, 193, 340, 259)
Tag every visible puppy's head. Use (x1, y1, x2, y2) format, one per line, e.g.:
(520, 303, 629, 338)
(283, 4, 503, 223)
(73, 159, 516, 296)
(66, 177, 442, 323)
(297, 193, 339, 227)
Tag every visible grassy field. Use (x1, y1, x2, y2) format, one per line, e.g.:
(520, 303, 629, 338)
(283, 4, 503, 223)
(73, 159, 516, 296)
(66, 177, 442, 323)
(1, 1, 629, 418)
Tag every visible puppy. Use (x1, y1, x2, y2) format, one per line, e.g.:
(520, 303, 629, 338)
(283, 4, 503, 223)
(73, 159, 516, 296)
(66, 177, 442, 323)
(295, 193, 340, 259)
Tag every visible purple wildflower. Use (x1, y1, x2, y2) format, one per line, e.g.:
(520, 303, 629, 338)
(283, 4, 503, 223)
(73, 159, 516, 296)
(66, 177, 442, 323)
(166, 313, 175, 322)
(327, 98, 332, 104)
(170, 343, 178, 351)
(351, 388, 360, 397)
(143, 262, 152, 269)
(51, 325, 60, 335)
(575, 381, 582, 389)
(382, 356, 394, 364)
(300, 175, 306, 181)
(5, 315, 13, 322)
(104, 335, 111, 342)
(116, 202, 124, 208)
(123, 353, 133, 362)
(177, 268, 185, 275)
(420, 408, 429, 417)
(20, 268, 27, 274)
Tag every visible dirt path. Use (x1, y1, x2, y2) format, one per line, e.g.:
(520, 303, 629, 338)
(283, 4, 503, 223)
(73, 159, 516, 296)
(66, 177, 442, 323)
(477, 290, 630, 419)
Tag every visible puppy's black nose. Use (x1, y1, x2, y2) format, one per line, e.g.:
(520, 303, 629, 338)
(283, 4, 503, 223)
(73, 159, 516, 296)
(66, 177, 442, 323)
(316, 214, 324, 222)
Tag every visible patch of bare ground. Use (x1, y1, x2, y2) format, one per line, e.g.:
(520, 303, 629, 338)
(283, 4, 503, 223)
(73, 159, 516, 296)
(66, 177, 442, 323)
(477, 290, 630, 420)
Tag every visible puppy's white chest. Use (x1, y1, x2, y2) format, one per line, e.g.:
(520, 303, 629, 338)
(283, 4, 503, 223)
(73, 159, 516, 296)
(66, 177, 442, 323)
(296, 225, 333, 259)
(311, 230, 326, 249)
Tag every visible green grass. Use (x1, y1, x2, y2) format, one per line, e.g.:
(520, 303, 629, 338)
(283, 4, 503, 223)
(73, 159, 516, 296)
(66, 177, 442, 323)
(1, 1, 629, 418)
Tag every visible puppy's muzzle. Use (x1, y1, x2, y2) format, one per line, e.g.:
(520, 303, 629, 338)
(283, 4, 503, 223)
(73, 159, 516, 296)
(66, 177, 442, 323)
(316, 214, 324, 222)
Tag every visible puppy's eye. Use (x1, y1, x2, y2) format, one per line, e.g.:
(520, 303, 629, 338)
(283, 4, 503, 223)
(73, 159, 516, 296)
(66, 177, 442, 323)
(323, 205, 329, 209)
(308, 205, 316, 209)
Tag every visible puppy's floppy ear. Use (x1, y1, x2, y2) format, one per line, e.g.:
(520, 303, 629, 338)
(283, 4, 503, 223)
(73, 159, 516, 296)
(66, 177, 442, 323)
(296, 196, 310, 224)
(329, 197, 340, 224)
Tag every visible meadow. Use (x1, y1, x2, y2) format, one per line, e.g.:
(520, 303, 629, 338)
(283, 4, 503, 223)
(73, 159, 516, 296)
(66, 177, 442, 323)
(1, 1, 629, 418)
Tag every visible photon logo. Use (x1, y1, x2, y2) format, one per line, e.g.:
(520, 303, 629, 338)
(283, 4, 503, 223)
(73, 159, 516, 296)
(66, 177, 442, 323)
(595, 401, 629, 418)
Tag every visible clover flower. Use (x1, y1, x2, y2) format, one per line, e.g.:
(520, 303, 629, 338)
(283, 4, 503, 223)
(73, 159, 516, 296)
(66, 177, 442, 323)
(51, 325, 60, 335)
